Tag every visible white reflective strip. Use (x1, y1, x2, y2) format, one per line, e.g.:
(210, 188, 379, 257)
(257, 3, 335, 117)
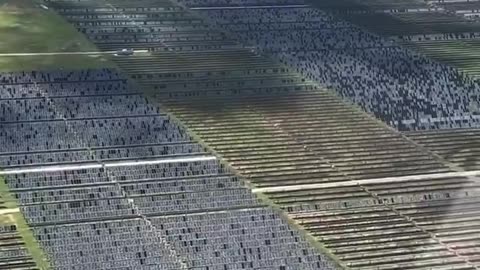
(253, 170, 480, 193)
(105, 156, 217, 168)
(190, 5, 309, 10)
(0, 156, 216, 175)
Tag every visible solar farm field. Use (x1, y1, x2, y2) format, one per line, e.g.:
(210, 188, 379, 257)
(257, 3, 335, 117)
(1, 0, 480, 269)
(47, 0, 480, 269)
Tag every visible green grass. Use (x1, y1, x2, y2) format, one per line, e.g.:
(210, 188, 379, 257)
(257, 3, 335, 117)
(0, 0, 114, 71)
(0, 54, 114, 72)
(0, 177, 51, 270)
(0, 6, 95, 53)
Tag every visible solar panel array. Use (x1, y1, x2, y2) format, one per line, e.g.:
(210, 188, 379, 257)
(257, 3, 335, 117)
(0, 225, 38, 270)
(0, 69, 336, 270)
(29, 0, 480, 269)
(175, 0, 480, 131)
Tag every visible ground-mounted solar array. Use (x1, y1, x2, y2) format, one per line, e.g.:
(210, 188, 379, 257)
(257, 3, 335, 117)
(287, 0, 480, 173)
(0, 224, 38, 270)
(0, 187, 47, 270)
(297, 0, 480, 79)
(0, 65, 342, 270)
(0, 0, 477, 269)
(29, 0, 480, 269)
